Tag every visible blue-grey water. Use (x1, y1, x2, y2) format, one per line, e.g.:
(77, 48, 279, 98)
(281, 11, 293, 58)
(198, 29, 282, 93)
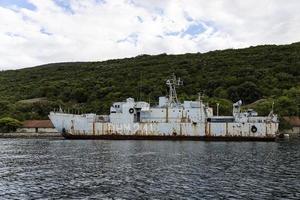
(0, 138, 299, 199)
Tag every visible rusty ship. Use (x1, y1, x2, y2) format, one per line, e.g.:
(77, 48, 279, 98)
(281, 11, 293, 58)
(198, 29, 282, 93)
(49, 75, 279, 141)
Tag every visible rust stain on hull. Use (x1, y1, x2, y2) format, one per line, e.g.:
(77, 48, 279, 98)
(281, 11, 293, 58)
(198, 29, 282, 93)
(205, 122, 211, 136)
(226, 123, 228, 136)
(93, 122, 95, 135)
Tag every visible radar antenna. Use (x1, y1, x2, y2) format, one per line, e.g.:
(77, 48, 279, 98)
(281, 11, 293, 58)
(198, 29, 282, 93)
(166, 73, 183, 107)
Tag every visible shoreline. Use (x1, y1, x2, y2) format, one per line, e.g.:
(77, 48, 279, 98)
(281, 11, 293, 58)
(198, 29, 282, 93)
(0, 132, 63, 139)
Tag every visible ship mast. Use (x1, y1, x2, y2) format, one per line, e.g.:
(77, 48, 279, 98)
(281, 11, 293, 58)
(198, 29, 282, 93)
(166, 74, 183, 107)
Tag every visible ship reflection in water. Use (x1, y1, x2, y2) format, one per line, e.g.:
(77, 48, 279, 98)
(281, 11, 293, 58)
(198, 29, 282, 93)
(0, 139, 299, 199)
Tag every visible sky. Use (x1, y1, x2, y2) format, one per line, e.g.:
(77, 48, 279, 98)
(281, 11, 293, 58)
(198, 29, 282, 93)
(1, 0, 300, 70)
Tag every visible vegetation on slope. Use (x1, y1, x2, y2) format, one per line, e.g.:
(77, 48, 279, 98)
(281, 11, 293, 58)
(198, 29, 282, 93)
(0, 42, 299, 122)
(0, 117, 22, 132)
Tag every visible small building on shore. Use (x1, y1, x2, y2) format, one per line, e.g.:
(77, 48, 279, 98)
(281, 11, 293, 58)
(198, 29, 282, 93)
(17, 120, 57, 133)
(283, 116, 300, 136)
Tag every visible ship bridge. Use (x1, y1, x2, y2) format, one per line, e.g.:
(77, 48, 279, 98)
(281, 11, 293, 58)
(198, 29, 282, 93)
(109, 74, 213, 124)
(109, 96, 213, 124)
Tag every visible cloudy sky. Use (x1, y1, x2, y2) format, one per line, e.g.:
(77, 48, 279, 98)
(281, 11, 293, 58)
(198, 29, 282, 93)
(1, 0, 300, 70)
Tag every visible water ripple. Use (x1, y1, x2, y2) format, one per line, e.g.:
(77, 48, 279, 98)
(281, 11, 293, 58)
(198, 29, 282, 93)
(0, 139, 299, 199)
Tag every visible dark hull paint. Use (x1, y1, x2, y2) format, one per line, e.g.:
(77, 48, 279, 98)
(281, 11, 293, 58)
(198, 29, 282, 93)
(61, 133, 276, 141)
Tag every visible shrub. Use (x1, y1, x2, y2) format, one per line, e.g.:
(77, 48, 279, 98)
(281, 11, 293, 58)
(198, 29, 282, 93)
(0, 117, 22, 133)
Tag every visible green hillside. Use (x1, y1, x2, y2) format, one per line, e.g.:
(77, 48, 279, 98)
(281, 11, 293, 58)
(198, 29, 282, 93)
(0, 43, 299, 122)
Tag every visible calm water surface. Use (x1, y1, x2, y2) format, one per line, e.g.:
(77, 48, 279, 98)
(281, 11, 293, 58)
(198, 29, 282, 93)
(0, 138, 299, 199)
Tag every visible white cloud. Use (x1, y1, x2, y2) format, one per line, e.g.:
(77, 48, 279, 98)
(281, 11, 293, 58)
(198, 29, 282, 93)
(0, 0, 300, 69)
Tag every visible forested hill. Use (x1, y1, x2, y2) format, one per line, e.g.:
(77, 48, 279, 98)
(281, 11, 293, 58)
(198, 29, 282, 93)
(0, 42, 299, 121)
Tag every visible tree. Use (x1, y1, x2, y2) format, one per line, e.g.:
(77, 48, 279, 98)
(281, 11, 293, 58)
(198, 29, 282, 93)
(0, 100, 13, 117)
(71, 88, 88, 103)
(274, 96, 297, 116)
(227, 82, 262, 104)
(207, 98, 233, 116)
(0, 117, 22, 133)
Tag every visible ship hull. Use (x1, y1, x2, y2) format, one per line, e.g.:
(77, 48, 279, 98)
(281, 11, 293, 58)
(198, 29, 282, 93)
(61, 132, 276, 141)
(49, 112, 278, 142)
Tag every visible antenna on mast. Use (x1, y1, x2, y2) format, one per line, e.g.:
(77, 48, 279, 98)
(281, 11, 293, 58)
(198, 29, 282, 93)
(166, 73, 183, 107)
(268, 101, 275, 117)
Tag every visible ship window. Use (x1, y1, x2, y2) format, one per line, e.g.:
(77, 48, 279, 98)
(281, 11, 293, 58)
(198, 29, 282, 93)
(187, 110, 189, 112)
(179, 110, 181, 112)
